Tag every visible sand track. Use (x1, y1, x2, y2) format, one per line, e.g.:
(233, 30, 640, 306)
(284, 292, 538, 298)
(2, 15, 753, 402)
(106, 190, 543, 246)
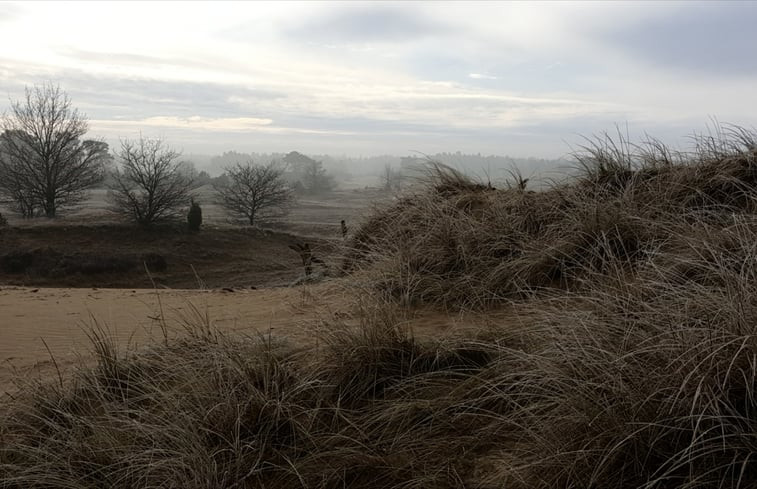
(0, 285, 345, 395)
(0, 283, 497, 396)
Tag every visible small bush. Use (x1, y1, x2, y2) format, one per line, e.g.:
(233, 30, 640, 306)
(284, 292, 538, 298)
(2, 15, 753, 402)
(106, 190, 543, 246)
(141, 252, 167, 272)
(187, 200, 202, 232)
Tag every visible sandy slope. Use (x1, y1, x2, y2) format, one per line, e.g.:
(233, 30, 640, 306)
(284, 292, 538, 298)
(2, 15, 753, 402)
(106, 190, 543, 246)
(0, 285, 350, 395)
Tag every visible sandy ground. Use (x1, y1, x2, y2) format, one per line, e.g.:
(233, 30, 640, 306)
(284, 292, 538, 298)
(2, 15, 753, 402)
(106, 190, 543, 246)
(0, 284, 356, 395)
(0, 283, 509, 397)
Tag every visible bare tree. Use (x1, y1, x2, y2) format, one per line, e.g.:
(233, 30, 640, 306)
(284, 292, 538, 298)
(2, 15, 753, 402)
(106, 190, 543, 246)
(381, 163, 402, 191)
(215, 161, 294, 226)
(0, 83, 109, 218)
(108, 136, 194, 225)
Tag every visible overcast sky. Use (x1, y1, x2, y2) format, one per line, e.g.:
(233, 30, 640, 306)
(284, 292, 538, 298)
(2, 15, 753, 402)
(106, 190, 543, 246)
(1, 1, 756, 158)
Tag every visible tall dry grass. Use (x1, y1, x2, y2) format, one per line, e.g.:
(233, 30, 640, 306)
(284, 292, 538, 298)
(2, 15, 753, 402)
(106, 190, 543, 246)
(344, 125, 757, 309)
(2, 125, 757, 488)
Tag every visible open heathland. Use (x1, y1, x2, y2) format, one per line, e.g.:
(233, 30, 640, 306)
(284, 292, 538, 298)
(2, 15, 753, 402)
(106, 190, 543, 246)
(0, 224, 332, 289)
(2, 127, 757, 488)
(0, 187, 384, 289)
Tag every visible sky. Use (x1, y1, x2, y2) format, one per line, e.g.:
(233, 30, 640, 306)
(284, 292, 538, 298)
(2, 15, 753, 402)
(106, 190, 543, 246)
(1, 1, 756, 159)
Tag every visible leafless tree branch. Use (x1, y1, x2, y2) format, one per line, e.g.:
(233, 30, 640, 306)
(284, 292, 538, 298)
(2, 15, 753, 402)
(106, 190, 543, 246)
(214, 161, 294, 226)
(0, 83, 109, 217)
(108, 136, 194, 226)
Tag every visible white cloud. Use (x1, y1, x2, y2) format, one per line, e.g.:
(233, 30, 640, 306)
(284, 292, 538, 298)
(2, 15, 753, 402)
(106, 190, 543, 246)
(468, 73, 498, 80)
(89, 116, 359, 139)
(92, 116, 272, 132)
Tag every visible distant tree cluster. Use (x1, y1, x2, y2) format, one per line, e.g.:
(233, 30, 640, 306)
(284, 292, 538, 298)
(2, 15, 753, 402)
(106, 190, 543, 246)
(210, 150, 255, 168)
(282, 151, 335, 194)
(0, 82, 341, 229)
(106, 140, 298, 228)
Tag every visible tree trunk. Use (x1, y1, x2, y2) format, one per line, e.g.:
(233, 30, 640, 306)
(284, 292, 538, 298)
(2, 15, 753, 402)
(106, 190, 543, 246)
(45, 198, 56, 218)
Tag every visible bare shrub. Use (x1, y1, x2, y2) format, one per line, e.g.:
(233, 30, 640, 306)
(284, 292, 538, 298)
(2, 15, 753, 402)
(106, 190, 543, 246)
(380, 163, 402, 191)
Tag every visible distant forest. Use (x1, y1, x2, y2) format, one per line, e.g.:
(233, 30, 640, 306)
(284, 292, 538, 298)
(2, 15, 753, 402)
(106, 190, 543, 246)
(187, 150, 573, 184)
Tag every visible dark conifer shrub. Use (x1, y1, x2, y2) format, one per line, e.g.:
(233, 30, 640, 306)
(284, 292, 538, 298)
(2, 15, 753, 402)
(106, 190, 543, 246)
(187, 200, 202, 232)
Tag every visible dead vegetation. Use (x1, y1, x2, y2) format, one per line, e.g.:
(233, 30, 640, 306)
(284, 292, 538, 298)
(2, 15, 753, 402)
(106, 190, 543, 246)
(3, 126, 757, 488)
(345, 125, 757, 308)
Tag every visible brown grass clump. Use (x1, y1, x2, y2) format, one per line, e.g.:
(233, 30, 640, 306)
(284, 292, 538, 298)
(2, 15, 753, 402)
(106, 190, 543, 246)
(344, 125, 757, 308)
(3, 125, 757, 488)
(3, 246, 756, 488)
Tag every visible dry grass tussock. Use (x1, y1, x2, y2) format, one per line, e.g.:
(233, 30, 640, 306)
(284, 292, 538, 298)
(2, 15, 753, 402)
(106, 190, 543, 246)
(3, 125, 757, 488)
(344, 125, 757, 309)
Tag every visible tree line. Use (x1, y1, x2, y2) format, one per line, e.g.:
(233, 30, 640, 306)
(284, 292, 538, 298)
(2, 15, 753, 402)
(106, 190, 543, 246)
(0, 83, 335, 228)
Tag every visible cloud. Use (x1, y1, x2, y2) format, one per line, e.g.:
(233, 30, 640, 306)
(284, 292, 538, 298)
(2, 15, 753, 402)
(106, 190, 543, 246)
(286, 4, 452, 44)
(595, 3, 757, 77)
(89, 115, 363, 139)
(93, 116, 272, 132)
(469, 73, 498, 80)
(56, 49, 171, 67)
(3, 2, 757, 158)
(49, 74, 284, 119)
(0, 2, 21, 24)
